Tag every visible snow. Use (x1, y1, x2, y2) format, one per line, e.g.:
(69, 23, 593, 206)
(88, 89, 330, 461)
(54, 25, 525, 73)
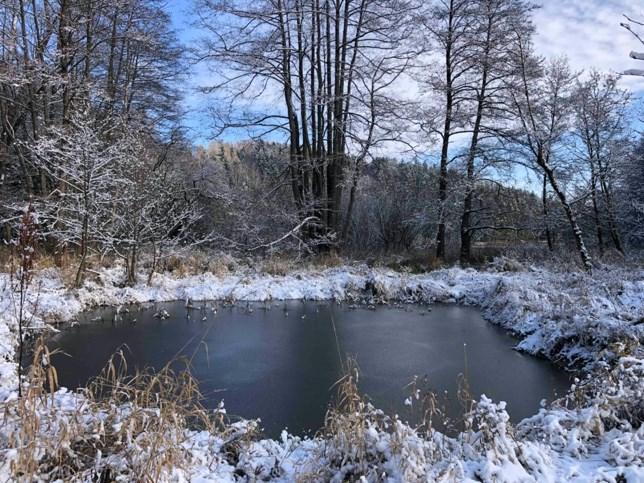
(0, 260, 642, 481)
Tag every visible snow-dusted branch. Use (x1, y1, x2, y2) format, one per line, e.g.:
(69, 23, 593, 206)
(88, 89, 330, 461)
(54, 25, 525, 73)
(249, 216, 319, 252)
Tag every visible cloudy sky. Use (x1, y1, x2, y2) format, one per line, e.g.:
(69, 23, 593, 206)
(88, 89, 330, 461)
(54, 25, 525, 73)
(533, 0, 643, 89)
(171, 0, 644, 144)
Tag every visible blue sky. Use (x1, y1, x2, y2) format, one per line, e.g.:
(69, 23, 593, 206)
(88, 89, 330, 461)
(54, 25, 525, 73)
(169, 0, 195, 41)
(169, 0, 644, 147)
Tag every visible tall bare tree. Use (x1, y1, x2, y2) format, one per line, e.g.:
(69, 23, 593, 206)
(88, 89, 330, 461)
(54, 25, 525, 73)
(573, 71, 630, 256)
(458, 0, 535, 263)
(418, 0, 477, 260)
(505, 37, 593, 271)
(195, 0, 416, 247)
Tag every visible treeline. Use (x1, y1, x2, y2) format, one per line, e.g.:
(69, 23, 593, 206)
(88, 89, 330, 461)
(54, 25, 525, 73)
(1, 0, 643, 284)
(188, 139, 643, 261)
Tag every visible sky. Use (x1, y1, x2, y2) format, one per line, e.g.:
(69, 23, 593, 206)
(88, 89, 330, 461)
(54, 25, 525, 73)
(169, 0, 644, 147)
(533, 0, 644, 88)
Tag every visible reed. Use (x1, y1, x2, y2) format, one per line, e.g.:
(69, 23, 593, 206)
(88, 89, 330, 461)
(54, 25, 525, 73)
(2, 339, 241, 482)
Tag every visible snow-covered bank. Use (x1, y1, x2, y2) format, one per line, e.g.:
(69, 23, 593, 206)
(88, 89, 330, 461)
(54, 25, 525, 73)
(0, 262, 642, 481)
(4, 262, 643, 369)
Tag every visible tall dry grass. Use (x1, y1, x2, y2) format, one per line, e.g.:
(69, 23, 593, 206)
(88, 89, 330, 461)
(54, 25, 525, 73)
(1, 339, 255, 482)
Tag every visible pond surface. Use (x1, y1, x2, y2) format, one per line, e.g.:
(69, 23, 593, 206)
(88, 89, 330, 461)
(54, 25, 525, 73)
(47, 301, 571, 437)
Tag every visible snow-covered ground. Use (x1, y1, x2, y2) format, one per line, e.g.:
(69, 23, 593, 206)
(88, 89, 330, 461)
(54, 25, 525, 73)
(0, 260, 642, 481)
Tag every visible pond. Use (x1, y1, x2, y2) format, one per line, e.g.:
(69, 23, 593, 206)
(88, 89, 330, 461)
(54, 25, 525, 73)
(46, 301, 571, 438)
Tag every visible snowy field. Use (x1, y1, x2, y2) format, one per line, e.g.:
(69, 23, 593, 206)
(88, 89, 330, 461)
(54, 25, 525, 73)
(0, 261, 642, 481)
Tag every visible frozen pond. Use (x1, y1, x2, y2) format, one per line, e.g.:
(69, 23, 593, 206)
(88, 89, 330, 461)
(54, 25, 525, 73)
(46, 301, 571, 437)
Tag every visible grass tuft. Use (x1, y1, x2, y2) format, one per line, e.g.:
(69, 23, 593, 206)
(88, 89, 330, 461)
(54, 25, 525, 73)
(1, 339, 247, 482)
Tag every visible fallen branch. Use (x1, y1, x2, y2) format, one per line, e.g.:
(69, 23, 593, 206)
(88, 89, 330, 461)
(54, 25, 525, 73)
(248, 216, 319, 252)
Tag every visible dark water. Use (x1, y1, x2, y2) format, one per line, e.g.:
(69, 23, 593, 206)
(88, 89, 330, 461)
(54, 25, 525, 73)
(46, 301, 571, 437)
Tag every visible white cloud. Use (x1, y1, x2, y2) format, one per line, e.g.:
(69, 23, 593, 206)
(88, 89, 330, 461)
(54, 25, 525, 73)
(533, 0, 644, 90)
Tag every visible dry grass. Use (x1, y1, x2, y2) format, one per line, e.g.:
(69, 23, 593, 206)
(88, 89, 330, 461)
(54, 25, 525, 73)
(162, 251, 237, 278)
(297, 344, 487, 481)
(163, 253, 203, 277)
(369, 251, 444, 274)
(260, 251, 345, 276)
(1, 339, 256, 482)
(305, 358, 390, 480)
(303, 357, 442, 481)
(307, 251, 345, 269)
(6, 339, 62, 478)
(259, 255, 296, 276)
(28, 250, 114, 287)
(6, 244, 242, 288)
(1, 338, 558, 482)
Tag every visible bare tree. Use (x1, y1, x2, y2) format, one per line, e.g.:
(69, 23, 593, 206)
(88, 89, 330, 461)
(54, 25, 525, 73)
(349, 158, 436, 253)
(188, 141, 301, 253)
(506, 38, 593, 270)
(22, 110, 127, 287)
(0, 0, 184, 213)
(104, 133, 203, 286)
(418, 0, 477, 260)
(458, 0, 535, 263)
(572, 71, 630, 256)
(195, 0, 416, 247)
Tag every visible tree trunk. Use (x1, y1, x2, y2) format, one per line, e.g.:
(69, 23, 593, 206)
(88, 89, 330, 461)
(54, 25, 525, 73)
(544, 165, 592, 271)
(435, 130, 450, 260)
(74, 216, 89, 288)
(435, 1, 455, 261)
(127, 246, 137, 286)
(460, 207, 472, 263)
(598, 177, 624, 255)
(542, 173, 554, 251)
(459, 96, 482, 264)
(75, 178, 90, 288)
(590, 172, 604, 257)
(459, 6, 493, 264)
(147, 239, 157, 285)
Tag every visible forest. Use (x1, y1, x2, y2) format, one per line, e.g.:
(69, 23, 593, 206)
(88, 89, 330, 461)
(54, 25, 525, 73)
(0, 0, 642, 276)
(0, 0, 642, 482)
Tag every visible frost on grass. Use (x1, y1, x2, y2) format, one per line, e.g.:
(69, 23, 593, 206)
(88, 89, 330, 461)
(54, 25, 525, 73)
(0, 262, 642, 481)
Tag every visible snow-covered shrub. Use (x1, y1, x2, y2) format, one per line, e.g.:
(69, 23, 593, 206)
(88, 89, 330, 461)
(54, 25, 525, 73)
(517, 356, 644, 460)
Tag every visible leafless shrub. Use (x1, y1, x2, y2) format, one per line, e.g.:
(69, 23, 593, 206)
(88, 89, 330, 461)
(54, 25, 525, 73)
(8, 205, 40, 397)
